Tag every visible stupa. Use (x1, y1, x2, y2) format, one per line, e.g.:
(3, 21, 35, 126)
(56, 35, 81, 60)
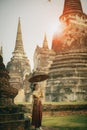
(34, 34, 55, 73)
(7, 18, 31, 102)
(46, 0, 87, 102)
(0, 55, 25, 130)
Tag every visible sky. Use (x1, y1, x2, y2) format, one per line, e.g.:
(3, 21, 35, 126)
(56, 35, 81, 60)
(0, 0, 87, 70)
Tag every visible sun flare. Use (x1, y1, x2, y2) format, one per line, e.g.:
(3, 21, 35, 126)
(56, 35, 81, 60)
(48, 20, 64, 38)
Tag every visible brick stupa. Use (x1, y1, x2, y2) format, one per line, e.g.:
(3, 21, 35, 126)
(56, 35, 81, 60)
(46, 0, 87, 102)
(0, 55, 25, 130)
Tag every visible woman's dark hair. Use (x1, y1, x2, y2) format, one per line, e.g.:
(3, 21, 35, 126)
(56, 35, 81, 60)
(30, 83, 37, 91)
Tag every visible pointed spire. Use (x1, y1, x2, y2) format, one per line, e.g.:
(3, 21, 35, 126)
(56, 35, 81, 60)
(13, 17, 25, 53)
(0, 43, 3, 57)
(43, 33, 49, 49)
(63, 0, 83, 14)
(60, 0, 84, 21)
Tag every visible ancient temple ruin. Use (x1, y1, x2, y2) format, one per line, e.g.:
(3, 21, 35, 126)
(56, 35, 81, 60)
(1, 0, 87, 103)
(33, 34, 55, 98)
(34, 34, 55, 73)
(45, 0, 87, 102)
(7, 18, 31, 102)
(0, 55, 25, 130)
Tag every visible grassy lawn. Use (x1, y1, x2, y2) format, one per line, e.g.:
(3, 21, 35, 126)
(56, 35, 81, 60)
(16, 101, 87, 105)
(16, 101, 87, 129)
(42, 115, 87, 128)
(43, 101, 87, 105)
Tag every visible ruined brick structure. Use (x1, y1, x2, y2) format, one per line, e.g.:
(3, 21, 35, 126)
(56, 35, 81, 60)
(0, 55, 25, 130)
(33, 34, 55, 99)
(7, 18, 31, 102)
(46, 0, 87, 102)
(4, 0, 87, 103)
(34, 34, 55, 73)
(33, 0, 87, 102)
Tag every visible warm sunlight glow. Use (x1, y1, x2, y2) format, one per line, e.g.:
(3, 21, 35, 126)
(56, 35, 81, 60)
(47, 20, 65, 49)
(48, 20, 65, 38)
(51, 22, 62, 34)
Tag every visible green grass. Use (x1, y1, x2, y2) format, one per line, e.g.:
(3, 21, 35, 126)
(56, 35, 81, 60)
(16, 101, 87, 129)
(43, 101, 87, 105)
(16, 101, 87, 105)
(42, 115, 87, 128)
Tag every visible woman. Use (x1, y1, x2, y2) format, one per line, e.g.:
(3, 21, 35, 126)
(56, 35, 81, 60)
(31, 83, 43, 130)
